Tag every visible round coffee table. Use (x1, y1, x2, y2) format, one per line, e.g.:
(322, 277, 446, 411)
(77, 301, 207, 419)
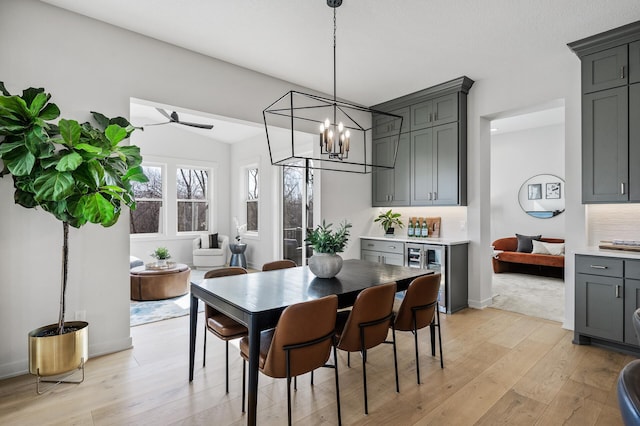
(130, 263, 190, 301)
(229, 243, 247, 268)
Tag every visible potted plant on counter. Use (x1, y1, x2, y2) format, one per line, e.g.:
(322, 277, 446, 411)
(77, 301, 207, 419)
(374, 209, 404, 236)
(305, 220, 352, 278)
(0, 82, 147, 392)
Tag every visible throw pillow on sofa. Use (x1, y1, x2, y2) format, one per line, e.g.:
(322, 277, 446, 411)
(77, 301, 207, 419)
(516, 233, 542, 253)
(532, 240, 565, 255)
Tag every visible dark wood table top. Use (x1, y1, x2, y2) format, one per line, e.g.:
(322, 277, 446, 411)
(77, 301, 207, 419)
(193, 259, 434, 314)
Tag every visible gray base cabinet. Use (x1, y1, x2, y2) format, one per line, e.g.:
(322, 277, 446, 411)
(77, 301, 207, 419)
(360, 239, 404, 266)
(575, 254, 640, 353)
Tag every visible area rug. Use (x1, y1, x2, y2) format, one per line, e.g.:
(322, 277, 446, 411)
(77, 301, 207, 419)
(491, 272, 564, 323)
(130, 269, 206, 327)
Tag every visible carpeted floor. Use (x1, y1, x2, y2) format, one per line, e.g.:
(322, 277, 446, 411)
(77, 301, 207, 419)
(130, 269, 207, 327)
(491, 272, 564, 322)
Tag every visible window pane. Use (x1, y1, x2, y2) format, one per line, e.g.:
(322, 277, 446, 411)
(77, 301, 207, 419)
(177, 168, 208, 200)
(247, 201, 258, 231)
(248, 168, 258, 200)
(130, 200, 162, 234)
(131, 166, 163, 234)
(132, 166, 162, 199)
(177, 201, 209, 232)
(177, 167, 209, 232)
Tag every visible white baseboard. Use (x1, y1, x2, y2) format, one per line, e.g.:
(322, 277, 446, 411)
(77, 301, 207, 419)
(468, 297, 493, 309)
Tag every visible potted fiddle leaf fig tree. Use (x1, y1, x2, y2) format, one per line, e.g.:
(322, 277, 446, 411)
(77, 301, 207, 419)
(305, 220, 352, 278)
(0, 81, 147, 388)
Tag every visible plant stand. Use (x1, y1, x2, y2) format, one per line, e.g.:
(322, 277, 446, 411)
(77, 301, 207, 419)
(35, 358, 85, 395)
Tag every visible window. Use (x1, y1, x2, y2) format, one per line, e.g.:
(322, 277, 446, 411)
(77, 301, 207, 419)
(246, 167, 259, 232)
(130, 165, 163, 234)
(177, 167, 210, 232)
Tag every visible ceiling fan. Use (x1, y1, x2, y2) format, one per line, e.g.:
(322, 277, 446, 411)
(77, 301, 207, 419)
(144, 108, 214, 130)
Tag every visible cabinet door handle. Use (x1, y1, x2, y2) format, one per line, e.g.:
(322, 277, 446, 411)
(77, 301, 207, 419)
(433, 191, 437, 200)
(621, 66, 625, 79)
(389, 246, 396, 249)
(589, 265, 607, 269)
(621, 182, 626, 195)
(616, 285, 621, 298)
(367, 243, 375, 247)
(428, 192, 432, 200)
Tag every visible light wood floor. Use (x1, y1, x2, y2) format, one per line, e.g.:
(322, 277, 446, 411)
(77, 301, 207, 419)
(0, 307, 632, 425)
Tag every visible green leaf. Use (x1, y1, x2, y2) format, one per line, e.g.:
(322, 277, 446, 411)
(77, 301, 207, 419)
(0, 95, 30, 119)
(73, 159, 103, 189)
(105, 124, 127, 146)
(118, 145, 142, 166)
(124, 165, 148, 183)
(14, 189, 38, 208)
(77, 193, 116, 225)
(2, 145, 35, 176)
(0, 140, 25, 156)
(58, 119, 81, 146)
(28, 92, 49, 116)
(90, 111, 110, 129)
(74, 143, 102, 154)
(21, 87, 44, 110)
(33, 171, 74, 201)
(56, 151, 83, 172)
(38, 102, 60, 121)
(24, 127, 46, 154)
(0, 82, 10, 96)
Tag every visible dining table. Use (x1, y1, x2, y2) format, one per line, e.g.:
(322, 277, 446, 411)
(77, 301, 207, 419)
(188, 258, 434, 426)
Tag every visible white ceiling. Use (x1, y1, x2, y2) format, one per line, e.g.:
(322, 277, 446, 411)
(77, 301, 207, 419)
(40, 0, 640, 141)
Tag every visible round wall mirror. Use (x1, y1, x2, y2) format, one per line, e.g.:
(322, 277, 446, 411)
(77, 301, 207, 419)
(518, 174, 565, 219)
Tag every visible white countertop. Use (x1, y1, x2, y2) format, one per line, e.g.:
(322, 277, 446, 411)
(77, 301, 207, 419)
(360, 235, 469, 246)
(574, 246, 640, 260)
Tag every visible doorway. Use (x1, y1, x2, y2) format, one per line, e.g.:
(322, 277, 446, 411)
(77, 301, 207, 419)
(489, 103, 566, 322)
(282, 160, 316, 266)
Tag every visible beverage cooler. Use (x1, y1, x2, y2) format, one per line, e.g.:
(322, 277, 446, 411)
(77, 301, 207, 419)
(405, 243, 447, 312)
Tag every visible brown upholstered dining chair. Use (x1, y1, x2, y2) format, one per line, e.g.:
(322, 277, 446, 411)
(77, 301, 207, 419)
(335, 281, 398, 415)
(202, 266, 248, 393)
(239, 295, 341, 426)
(394, 273, 443, 384)
(261, 259, 297, 271)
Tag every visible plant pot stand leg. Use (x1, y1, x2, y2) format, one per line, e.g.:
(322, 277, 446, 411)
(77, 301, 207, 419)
(36, 357, 85, 395)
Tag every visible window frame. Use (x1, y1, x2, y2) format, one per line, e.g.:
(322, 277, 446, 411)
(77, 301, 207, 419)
(129, 162, 166, 237)
(176, 164, 213, 235)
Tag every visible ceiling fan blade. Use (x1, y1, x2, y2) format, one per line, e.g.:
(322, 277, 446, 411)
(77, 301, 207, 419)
(143, 121, 171, 127)
(179, 121, 214, 129)
(156, 108, 172, 120)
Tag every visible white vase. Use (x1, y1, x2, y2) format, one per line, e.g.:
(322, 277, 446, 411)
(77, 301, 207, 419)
(308, 253, 343, 278)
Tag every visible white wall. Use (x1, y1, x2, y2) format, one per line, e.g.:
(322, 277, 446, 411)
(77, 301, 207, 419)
(129, 123, 231, 266)
(0, 0, 329, 379)
(490, 124, 565, 242)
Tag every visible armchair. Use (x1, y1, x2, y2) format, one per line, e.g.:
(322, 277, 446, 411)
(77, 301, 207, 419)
(192, 234, 229, 269)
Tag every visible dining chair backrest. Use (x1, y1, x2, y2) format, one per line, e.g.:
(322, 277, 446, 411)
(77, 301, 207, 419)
(394, 274, 441, 332)
(204, 267, 247, 279)
(633, 308, 640, 345)
(262, 294, 338, 378)
(262, 260, 297, 271)
(337, 282, 397, 352)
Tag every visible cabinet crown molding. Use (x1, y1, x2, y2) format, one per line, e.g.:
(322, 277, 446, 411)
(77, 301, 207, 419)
(371, 76, 474, 111)
(568, 20, 640, 58)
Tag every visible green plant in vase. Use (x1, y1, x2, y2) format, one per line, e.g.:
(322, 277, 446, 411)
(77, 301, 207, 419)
(0, 81, 147, 382)
(305, 220, 352, 278)
(151, 247, 171, 266)
(374, 209, 404, 235)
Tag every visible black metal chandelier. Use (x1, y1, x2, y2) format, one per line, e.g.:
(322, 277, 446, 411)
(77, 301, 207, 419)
(263, 0, 403, 173)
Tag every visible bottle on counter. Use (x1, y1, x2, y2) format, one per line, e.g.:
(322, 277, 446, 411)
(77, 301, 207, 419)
(422, 218, 429, 237)
(408, 217, 414, 237)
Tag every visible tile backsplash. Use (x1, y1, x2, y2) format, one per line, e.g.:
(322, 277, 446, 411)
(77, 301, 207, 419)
(587, 204, 640, 245)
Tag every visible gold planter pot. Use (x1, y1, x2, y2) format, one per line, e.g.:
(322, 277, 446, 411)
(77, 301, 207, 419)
(29, 321, 88, 392)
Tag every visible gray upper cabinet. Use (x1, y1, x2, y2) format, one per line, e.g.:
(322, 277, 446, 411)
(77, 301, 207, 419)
(410, 93, 458, 131)
(630, 40, 640, 84)
(370, 77, 473, 207)
(411, 123, 459, 206)
(569, 22, 640, 204)
(372, 133, 410, 206)
(581, 45, 628, 93)
(372, 107, 410, 138)
(582, 86, 628, 202)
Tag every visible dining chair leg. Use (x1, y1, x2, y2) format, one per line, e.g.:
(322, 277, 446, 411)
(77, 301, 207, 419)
(436, 308, 444, 369)
(430, 322, 436, 356)
(311, 370, 314, 386)
(203, 324, 207, 367)
(225, 340, 229, 393)
(333, 344, 342, 426)
(392, 325, 399, 393)
(347, 351, 351, 368)
(294, 376, 297, 390)
(413, 314, 420, 384)
(286, 351, 292, 426)
(242, 360, 246, 413)
(361, 348, 369, 415)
